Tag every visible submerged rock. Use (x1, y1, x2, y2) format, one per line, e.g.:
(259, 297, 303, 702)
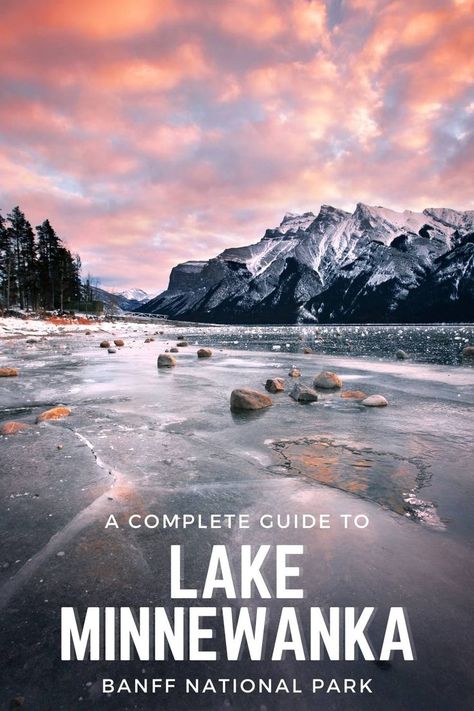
(265, 377, 285, 393)
(362, 394, 388, 407)
(314, 371, 342, 389)
(0, 367, 19, 377)
(230, 388, 272, 412)
(36, 406, 72, 423)
(158, 353, 177, 368)
(341, 390, 367, 400)
(99, 340, 110, 348)
(396, 349, 408, 360)
(289, 383, 319, 402)
(288, 368, 301, 378)
(0, 421, 30, 435)
(197, 348, 212, 358)
(114, 339, 124, 347)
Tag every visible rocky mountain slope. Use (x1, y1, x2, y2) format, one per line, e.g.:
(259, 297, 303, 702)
(137, 204, 474, 323)
(91, 286, 151, 312)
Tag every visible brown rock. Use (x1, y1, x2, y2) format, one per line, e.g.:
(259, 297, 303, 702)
(36, 406, 72, 423)
(313, 371, 342, 389)
(341, 390, 367, 400)
(303, 347, 313, 354)
(158, 353, 177, 368)
(197, 348, 212, 358)
(99, 341, 110, 348)
(144, 337, 154, 343)
(265, 377, 285, 393)
(0, 367, 19, 377)
(0, 421, 30, 435)
(230, 388, 273, 412)
(289, 383, 319, 402)
(170, 347, 179, 353)
(288, 368, 301, 378)
(114, 339, 124, 347)
(462, 345, 474, 357)
(176, 341, 188, 347)
(362, 394, 388, 407)
(85, 330, 92, 335)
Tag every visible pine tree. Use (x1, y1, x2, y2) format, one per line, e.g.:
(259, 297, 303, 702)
(7, 206, 37, 309)
(0, 211, 15, 308)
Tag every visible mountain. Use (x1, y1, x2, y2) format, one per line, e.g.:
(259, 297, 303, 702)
(90, 286, 151, 312)
(136, 204, 474, 324)
(117, 288, 152, 303)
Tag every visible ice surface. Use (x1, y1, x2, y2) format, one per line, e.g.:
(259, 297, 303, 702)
(0, 319, 473, 709)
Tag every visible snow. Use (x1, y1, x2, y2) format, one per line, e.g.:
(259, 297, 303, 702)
(117, 288, 152, 302)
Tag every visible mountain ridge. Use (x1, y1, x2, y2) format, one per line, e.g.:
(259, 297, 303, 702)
(136, 203, 474, 324)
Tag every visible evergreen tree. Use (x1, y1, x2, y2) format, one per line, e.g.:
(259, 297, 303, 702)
(0, 211, 15, 308)
(0, 206, 84, 313)
(7, 206, 37, 309)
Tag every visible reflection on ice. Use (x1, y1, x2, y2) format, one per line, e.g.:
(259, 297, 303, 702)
(271, 435, 445, 529)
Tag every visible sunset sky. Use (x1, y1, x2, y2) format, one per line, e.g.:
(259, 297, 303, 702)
(0, 0, 473, 293)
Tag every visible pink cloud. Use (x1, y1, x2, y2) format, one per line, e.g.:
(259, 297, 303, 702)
(0, 0, 472, 293)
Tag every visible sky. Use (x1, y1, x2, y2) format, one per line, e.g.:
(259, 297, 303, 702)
(0, 0, 473, 293)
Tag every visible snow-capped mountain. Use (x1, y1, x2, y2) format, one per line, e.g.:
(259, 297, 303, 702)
(117, 288, 152, 303)
(90, 286, 152, 312)
(136, 204, 474, 324)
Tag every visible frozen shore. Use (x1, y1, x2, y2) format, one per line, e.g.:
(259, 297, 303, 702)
(0, 318, 473, 710)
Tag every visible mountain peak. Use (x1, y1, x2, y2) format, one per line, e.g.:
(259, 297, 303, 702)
(277, 211, 316, 234)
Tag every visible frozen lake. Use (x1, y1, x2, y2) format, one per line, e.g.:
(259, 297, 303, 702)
(0, 321, 473, 710)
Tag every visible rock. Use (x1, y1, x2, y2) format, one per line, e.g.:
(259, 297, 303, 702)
(85, 330, 92, 335)
(197, 348, 212, 358)
(99, 341, 110, 348)
(170, 347, 179, 353)
(230, 388, 272, 412)
(0, 421, 30, 435)
(9, 696, 25, 708)
(288, 368, 301, 378)
(176, 341, 188, 347)
(144, 337, 154, 343)
(362, 394, 388, 407)
(0, 367, 19, 377)
(265, 377, 285, 393)
(341, 390, 367, 400)
(26, 338, 39, 344)
(396, 349, 408, 360)
(108, 348, 116, 354)
(36, 406, 72, 423)
(313, 371, 342, 389)
(303, 347, 313, 354)
(157, 353, 177, 368)
(289, 383, 319, 402)
(177, 335, 185, 340)
(114, 339, 124, 347)
(462, 345, 474, 357)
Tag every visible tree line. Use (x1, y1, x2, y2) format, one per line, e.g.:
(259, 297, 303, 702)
(0, 206, 82, 312)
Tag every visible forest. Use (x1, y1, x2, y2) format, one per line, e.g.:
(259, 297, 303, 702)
(0, 206, 82, 312)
